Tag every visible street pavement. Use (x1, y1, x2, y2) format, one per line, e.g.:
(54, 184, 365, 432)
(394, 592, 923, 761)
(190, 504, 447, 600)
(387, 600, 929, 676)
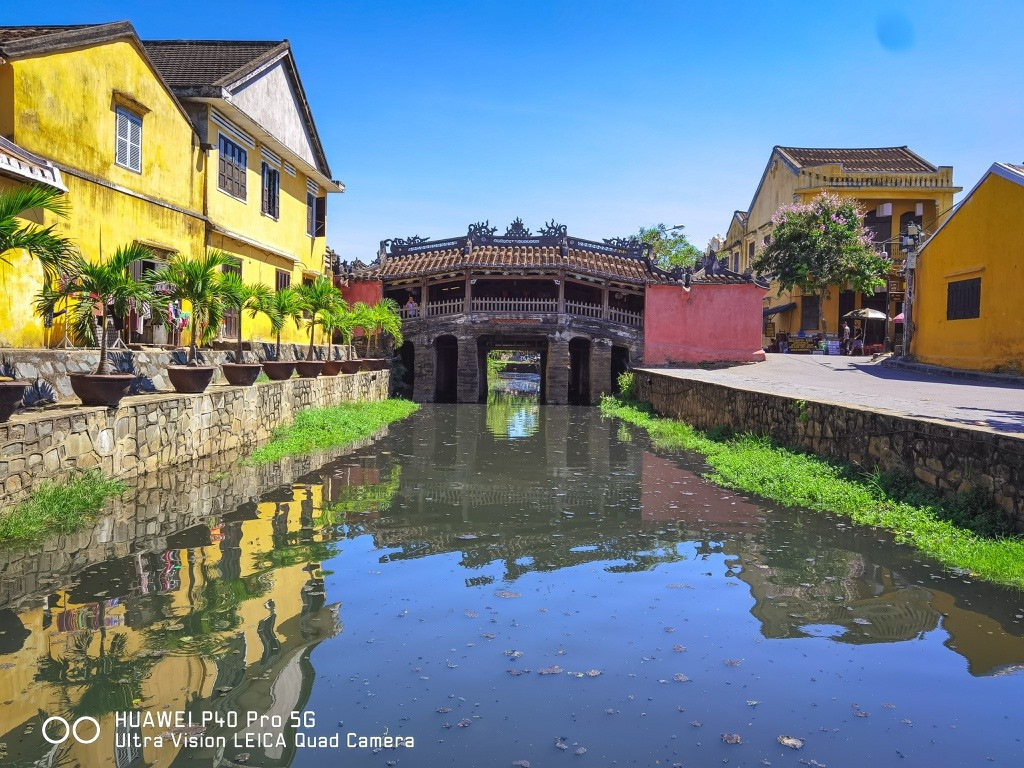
(645, 355, 1024, 437)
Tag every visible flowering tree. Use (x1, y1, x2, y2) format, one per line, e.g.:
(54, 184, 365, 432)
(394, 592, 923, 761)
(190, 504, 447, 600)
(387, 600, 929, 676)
(753, 193, 889, 336)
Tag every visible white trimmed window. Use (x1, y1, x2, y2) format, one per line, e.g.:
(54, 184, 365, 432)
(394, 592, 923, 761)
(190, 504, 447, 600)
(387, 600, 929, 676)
(115, 107, 142, 173)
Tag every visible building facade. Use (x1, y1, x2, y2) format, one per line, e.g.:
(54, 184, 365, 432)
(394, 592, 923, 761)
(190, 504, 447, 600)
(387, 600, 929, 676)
(911, 163, 1023, 373)
(0, 22, 341, 349)
(721, 146, 961, 347)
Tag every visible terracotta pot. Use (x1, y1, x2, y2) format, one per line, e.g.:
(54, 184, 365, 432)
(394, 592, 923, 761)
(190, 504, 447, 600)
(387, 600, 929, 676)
(294, 360, 325, 378)
(167, 365, 216, 394)
(262, 361, 296, 380)
(359, 358, 384, 372)
(0, 380, 29, 421)
(321, 360, 344, 376)
(69, 373, 134, 408)
(374, 358, 392, 371)
(221, 362, 263, 387)
(340, 360, 361, 375)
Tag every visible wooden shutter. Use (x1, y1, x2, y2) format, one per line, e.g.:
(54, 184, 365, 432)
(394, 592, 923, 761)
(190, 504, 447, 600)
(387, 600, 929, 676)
(261, 163, 270, 214)
(115, 108, 141, 171)
(314, 196, 326, 237)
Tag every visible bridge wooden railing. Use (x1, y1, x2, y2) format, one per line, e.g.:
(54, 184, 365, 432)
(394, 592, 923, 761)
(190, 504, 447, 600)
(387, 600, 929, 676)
(401, 298, 643, 327)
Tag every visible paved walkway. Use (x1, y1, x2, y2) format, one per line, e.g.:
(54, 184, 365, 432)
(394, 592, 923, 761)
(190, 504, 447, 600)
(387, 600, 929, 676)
(644, 355, 1024, 437)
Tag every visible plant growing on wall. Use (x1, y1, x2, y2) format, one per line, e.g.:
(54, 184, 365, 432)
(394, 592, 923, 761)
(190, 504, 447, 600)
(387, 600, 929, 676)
(219, 270, 274, 363)
(37, 244, 156, 375)
(297, 276, 344, 361)
(158, 250, 236, 365)
(753, 192, 889, 336)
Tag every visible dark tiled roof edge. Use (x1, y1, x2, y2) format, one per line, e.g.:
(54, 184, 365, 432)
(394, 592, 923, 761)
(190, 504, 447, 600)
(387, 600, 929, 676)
(0, 21, 133, 58)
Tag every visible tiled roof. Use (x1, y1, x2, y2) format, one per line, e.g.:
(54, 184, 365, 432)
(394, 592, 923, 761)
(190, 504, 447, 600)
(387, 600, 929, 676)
(0, 24, 99, 43)
(0, 135, 65, 191)
(142, 40, 285, 88)
(356, 245, 665, 285)
(776, 146, 937, 173)
(0, 22, 134, 57)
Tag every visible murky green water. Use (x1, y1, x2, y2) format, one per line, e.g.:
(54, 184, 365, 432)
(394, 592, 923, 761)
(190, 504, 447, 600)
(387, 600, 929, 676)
(2, 399, 1024, 767)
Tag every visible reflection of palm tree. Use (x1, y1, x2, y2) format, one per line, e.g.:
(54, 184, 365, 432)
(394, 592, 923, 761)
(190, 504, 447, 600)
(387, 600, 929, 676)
(35, 619, 154, 720)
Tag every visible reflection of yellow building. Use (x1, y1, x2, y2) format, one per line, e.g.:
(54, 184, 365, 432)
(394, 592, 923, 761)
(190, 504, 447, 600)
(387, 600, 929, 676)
(720, 146, 960, 343)
(0, 22, 341, 349)
(0, 477, 339, 767)
(911, 163, 1024, 373)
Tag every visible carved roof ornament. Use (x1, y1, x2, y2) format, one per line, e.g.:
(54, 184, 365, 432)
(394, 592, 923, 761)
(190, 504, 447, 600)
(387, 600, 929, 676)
(505, 218, 532, 238)
(603, 236, 641, 250)
(538, 219, 567, 238)
(468, 220, 498, 238)
(391, 235, 429, 247)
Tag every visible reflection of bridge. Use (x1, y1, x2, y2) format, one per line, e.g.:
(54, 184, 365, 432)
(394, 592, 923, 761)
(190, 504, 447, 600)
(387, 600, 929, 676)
(346, 220, 694, 404)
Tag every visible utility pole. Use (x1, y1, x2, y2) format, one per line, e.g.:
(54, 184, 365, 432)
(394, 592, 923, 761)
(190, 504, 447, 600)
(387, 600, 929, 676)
(901, 222, 923, 357)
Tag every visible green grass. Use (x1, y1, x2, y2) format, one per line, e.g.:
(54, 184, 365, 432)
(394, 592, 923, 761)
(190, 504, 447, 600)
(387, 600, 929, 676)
(600, 396, 1024, 590)
(247, 399, 419, 465)
(0, 471, 127, 546)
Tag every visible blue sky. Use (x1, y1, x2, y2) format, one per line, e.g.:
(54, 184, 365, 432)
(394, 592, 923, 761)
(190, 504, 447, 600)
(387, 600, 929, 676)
(8, 1, 1023, 260)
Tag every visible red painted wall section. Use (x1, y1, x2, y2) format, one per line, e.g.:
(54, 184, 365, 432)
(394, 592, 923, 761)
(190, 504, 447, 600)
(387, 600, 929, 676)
(643, 283, 766, 365)
(339, 280, 384, 307)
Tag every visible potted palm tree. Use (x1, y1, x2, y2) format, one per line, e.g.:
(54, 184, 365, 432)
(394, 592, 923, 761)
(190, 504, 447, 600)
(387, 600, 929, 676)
(39, 244, 156, 407)
(158, 250, 233, 394)
(295, 276, 343, 378)
(331, 305, 362, 374)
(219, 271, 273, 386)
(2, 185, 74, 411)
(252, 285, 302, 380)
(360, 299, 404, 371)
(317, 305, 349, 376)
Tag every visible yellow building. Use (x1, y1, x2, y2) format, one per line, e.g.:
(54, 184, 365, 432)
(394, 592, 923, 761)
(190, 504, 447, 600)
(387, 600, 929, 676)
(722, 146, 961, 346)
(0, 22, 342, 349)
(0, 22, 207, 347)
(143, 38, 344, 345)
(911, 163, 1024, 373)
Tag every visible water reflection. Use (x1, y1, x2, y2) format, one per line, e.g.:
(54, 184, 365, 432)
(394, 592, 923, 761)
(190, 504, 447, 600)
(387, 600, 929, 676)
(1, 400, 1023, 766)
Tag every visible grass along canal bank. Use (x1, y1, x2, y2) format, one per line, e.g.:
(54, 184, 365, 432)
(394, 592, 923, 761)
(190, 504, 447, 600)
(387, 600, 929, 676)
(246, 398, 419, 464)
(601, 394, 1024, 589)
(0, 470, 126, 547)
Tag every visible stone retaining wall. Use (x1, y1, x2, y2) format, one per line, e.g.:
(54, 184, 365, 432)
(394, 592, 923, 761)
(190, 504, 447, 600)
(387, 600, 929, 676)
(0, 370, 388, 505)
(635, 370, 1024, 530)
(0, 434, 383, 609)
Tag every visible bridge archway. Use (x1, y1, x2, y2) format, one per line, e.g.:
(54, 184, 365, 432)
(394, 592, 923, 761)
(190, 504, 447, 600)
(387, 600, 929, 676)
(611, 345, 630, 394)
(568, 337, 592, 405)
(434, 335, 458, 403)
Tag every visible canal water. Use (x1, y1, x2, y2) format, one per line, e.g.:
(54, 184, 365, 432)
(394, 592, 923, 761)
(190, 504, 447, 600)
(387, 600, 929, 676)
(2, 398, 1024, 767)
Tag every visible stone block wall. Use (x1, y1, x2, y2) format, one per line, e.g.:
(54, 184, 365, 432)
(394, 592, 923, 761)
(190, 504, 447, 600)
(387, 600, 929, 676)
(0, 434, 384, 609)
(0, 370, 388, 505)
(635, 371, 1024, 530)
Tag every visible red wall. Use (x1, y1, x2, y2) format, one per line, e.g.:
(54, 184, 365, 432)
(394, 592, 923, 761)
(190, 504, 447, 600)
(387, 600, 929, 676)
(643, 283, 766, 365)
(339, 279, 384, 307)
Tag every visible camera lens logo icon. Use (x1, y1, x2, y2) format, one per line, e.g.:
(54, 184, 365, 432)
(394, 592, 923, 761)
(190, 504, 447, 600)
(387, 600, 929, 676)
(42, 716, 101, 745)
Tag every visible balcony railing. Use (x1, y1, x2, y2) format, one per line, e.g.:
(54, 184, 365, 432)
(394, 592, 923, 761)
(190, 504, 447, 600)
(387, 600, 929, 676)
(399, 297, 643, 327)
(564, 299, 602, 319)
(470, 297, 558, 314)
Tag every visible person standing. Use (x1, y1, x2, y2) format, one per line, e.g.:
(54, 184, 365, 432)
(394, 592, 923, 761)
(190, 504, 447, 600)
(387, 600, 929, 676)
(842, 322, 851, 355)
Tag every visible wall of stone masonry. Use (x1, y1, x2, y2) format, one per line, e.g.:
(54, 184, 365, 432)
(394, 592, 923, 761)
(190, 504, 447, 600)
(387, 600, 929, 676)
(1, 343, 355, 401)
(635, 370, 1024, 531)
(0, 435, 383, 609)
(0, 370, 388, 505)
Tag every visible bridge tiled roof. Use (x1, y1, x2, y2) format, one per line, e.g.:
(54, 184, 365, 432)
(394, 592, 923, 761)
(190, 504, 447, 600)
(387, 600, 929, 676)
(356, 243, 665, 285)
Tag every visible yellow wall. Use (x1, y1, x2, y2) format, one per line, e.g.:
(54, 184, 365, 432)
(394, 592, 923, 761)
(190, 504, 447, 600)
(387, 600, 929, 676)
(914, 172, 1023, 372)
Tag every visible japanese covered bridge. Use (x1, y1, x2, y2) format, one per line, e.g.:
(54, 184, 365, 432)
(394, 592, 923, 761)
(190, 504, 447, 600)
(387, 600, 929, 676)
(342, 219, 766, 404)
